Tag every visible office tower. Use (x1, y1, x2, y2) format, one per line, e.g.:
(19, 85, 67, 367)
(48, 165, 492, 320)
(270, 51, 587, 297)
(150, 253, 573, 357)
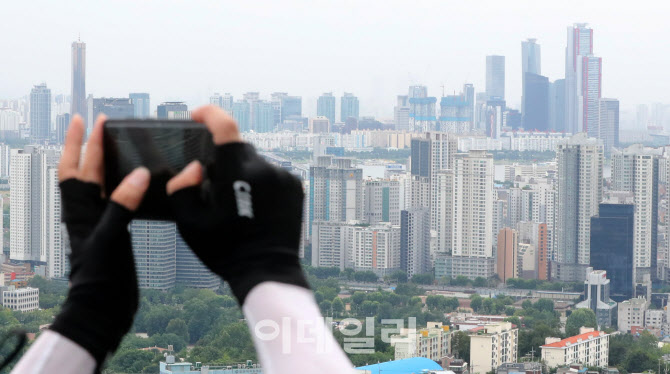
(590, 203, 634, 301)
(636, 104, 649, 129)
(474, 92, 488, 132)
(71, 40, 86, 119)
(253, 101, 274, 133)
(364, 179, 401, 225)
(131, 220, 176, 290)
(30, 84, 51, 142)
(280, 95, 302, 122)
(521, 38, 541, 115)
(598, 99, 619, 155)
(400, 208, 430, 277)
(408, 86, 437, 132)
(579, 55, 603, 135)
(522, 73, 549, 131)
(157, 102, 188, 119)
(553, 133, 603, 282)
(55, 113, 70, 144)
(176, 234, 219, 289)
(309, 117, 330, 133)
(210, 93, 224, 108)
(611, 145, 661, 288)
(451, 150, 495, 279)
(311, 221, 349, 269)
(129, 93, 150, 118)
(232, 101, 250, 132)
(341, 93, 359, 122)
(350, 222, 401, 276)
(565, 23, 594, 134)
(309, 157, 363, 229)
(439, 84, 474, 133)
(212, 93, 234, 112)
(270, 92, 287, 125)
(10, 146, 61, 265)
(470, 323, 518, 374)
(575, 268, 617, 328)
(317, 93, 336, 126)
(394, 95, 410, 131)
(89, 98, 134, 125)
(486, 55, 505, 100)
(497, 228, 519, 282)
(549, 79, 566, 132)
(486, 99, 506, 139)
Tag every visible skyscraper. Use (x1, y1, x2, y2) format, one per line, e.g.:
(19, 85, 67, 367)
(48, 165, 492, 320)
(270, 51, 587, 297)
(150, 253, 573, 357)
(439, 84, 475, 133)
(486, 55, 505, 100)
(281, 95, 302, 122)
(497, 228, 519, 282)
(157, 102, 188, 119)
(131, 220, 176, 290)
(549, 79, 566, 132)
(30, 84, 51, 142)
(317, 93, 336, 126)
(521, 39, 541, 116)
(394, 95, 410, 131)
(232, 101, 250, 132)
(579, 56, 602, 136)
(341, 93, 359, 122)
(176, 234, 219, 289)
(565, 23, 594, 134)
(309, 157, 363, 231)
(129, 93, 150, 118)
(71, 40, 86, 119)
(590, 203, 634, 301)
(553, 133, 603, 282)
(401, 208, 430, 277)
(408, 86, 437, 132)
(253, 101, 274, 133)
(211, 93, 234, 113)
(89, 97, 134, 124)
(611, 145, 662, 289)
(364, 179, 401, 225)
(597, 98, 619, 155)
(55, 113, 70, 144)
(522, 73, 549, 131)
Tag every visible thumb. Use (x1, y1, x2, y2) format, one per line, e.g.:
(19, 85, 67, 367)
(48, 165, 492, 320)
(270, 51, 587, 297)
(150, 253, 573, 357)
(167, 161, 203, 195)
(110, 167, 151, 211)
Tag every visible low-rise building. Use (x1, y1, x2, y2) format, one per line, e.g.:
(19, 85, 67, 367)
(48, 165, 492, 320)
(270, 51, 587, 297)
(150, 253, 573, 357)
(540, 327, 609, 368)
(159, 357, 261, 374)
(390, 321, 451, 361)
(469, 322, 518, 374)
(617, 297, 648, 333)
(1, 286, 39, 312)
(496, 362, 542, 374)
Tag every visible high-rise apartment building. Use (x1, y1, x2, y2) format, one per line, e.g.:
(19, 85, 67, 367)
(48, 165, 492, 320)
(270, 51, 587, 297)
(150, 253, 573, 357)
(579, 55, 603, 136)
(175, 235, 219, 290)
(451, 150, 495, 279)
(521, 38, 541, 116)
(553, 133, 603, 282)
(30, 84, 51, 142)
(71, 40, 86, 119)
(470, 322, 518, 374)
(210, 93, 234, 112)
(55, 113, 70, 145)
(280, 95, 302, 122)
(364, 179, 401, 225)
(311, 221, 350, 269)
(598, 98, 619, 155)
(341, 93, 359, 122)
(129, 93, 150, 118)
(10, 146, 61, 267)
(408, 89, 437, 133)
(611, 145, 661, 288)
(131, 221, 176, 290)
(350, 222, 401, 275)
(157, 102, 188, 119)
(486, 55, 505, 100)
(400, 208, 430, 277)
(439, 84, 474, 133)
(253, 101, 274, 133)
(317, 93, 336, 126)
(394, 95, 410, 131)
(309, 157, 363, 231)
(549, 79, 566, 132)
(497, 228, 519, 282)
(232, 101, 250, 132)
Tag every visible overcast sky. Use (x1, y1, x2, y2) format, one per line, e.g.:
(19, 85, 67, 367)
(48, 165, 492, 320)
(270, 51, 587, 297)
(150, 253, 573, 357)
(1, 0, 668, 118)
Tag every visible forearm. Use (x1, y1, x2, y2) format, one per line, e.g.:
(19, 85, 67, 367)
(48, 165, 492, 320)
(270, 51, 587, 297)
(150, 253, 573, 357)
(242, 282, 354, 374)
(11, 330, 96, 374)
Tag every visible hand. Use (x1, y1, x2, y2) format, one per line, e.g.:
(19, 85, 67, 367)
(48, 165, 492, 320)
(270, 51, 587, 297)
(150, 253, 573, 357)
(50, 114, 150, 368)
(166, 105, 309, 304)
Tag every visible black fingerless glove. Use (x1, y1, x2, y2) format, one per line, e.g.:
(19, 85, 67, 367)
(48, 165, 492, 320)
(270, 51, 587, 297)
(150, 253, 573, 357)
(169, 142, 309, 305)
(50, 180, 139, 369)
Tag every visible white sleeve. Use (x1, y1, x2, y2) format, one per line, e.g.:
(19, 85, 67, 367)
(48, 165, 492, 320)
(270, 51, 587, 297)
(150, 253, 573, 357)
(242, 282, 355, 374)
(11, 330, 96, 374)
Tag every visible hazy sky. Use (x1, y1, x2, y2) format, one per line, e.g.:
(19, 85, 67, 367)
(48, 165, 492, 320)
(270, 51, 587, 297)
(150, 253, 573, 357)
(1, 0, 668, 118)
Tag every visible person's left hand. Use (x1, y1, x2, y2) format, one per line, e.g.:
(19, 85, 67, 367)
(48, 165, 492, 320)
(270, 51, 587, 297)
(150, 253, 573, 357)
(50, 114, 150, 369)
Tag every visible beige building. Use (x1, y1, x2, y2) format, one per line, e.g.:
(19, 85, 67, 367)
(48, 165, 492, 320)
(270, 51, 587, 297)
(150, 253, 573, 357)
(497, 228, 519, 282)
(470, 322, 518, 374)
(617, 297, 648, 333)
(541, 327, 609, 368)
(390, 322, 451, 361)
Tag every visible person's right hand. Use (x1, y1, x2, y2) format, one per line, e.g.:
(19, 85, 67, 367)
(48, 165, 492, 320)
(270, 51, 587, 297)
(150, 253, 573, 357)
(166, 105, 309, 305)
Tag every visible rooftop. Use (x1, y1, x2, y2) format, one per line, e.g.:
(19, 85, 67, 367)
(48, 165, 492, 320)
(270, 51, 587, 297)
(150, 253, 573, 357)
(542, 330, 606, 348)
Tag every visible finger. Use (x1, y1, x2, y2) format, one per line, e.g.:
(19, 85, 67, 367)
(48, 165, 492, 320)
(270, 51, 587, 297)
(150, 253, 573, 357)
(191, 105, 242, 145)
(110, 167, 151, 211)
(79, 114, 107, 184)
(166, 161, 203, 195)
(58, 115, 85, 181)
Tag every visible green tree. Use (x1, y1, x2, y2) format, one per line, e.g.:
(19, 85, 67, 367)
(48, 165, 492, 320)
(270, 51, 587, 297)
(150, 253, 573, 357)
(473, 277, 487, 287)
(534, 299, 554, 313)
(332, 297, 345, 317)
(389, 270, 408, 284)
(470, 294, 482, 312)
(564, 308, 597, 337)
(411, 273, 434, 285)
(166, 318, 189, 343)
(452, 331, 470, 363)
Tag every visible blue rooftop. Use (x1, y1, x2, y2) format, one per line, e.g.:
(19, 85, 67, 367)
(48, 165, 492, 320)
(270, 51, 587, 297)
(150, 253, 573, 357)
(356, 357, 443, 374)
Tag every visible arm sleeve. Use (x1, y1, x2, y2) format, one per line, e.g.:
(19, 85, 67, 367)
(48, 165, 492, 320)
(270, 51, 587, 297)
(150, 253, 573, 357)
(11, 330, 96, 374)
(242, 282, 355, 374)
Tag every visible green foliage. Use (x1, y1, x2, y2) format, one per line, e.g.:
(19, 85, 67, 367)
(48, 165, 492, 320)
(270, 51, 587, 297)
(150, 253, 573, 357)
(505, 278, 583, 292)
(353, 271, 378, 283)
(389, 270, 408, 284)
(564, 308, 597, 337)
(410, 273, 434, 285)
(393, 283, 424, 296)
(166, 318, 189, 343)
(425, 295, 460, 312)
(27, 276, 67, 309)
(452, 331, 470, 363)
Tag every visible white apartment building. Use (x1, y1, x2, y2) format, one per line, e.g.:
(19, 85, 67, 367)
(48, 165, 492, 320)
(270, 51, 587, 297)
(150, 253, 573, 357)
(363, 179, 401, 225)
(451, 150, 495, 279)
(617, 297, 647, 333)
(470, 322, 518, 374)
(309, 157, 363, 228)
(391, 322, 451, 361)
(2, 287, 39, 312)
(553, 133, 603, 282)
(350, 222, 401, 275)
(311, 221, 351, 269)
(541, 328, 609, 369)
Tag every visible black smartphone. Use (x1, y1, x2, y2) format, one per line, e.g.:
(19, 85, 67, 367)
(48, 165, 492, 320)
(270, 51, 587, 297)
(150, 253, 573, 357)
(103, 119, 215, 220)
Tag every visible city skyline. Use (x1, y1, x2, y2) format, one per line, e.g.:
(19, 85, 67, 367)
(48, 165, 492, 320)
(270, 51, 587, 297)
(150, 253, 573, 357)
(1, 1, 668, 120)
